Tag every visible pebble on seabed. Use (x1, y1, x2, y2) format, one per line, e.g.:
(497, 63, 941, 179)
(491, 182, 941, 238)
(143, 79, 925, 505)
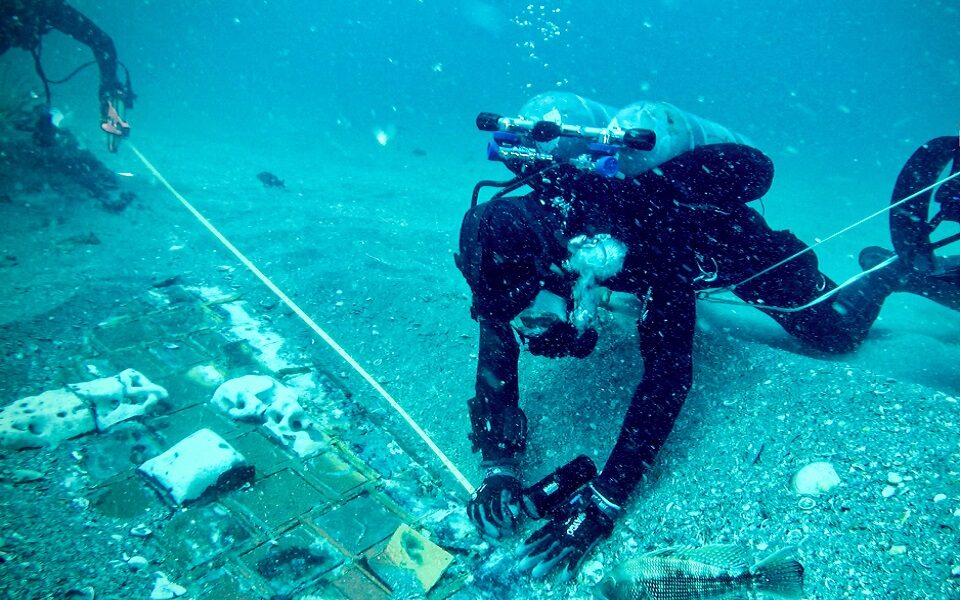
(127, 556, 149, 571)
(9, 469, 44, 483)
(792, 461, 841, 495)
(888, 545, 907, 555)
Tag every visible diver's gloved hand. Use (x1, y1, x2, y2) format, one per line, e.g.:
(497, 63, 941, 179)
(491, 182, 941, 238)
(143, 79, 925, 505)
(467, 463, 523, 539)
(99, 81, 131, 138)
(525, 321, 598, 359)
(516, 483, 621, 581)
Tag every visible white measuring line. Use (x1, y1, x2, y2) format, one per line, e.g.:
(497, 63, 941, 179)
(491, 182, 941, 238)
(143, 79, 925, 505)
(707, 169, 960, 295)
(129, 144, 476, 495)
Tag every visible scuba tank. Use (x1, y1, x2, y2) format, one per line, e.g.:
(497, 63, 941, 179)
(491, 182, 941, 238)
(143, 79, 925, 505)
(479, 95, 751, 181)
(516, 92, 619, 163)
(609, 101, 751, 178)
(478, 92, 653, 184)
(473, 94, 766, 208)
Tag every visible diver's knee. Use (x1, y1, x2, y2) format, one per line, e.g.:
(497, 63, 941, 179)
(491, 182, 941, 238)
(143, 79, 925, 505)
(782, 303, 866, 354)
(806, 332, 863, 354)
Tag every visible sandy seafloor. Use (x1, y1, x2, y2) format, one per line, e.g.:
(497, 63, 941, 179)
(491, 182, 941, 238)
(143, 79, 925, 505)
(1, 115, 959, 600)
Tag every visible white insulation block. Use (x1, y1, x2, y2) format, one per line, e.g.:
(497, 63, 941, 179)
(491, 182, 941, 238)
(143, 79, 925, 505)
(0, 389, 95, 449)
(70, 368, 168, 430)
(138, 428, 253, 505)
(210, 375, 281, 420)
(212, 375, 329, 458)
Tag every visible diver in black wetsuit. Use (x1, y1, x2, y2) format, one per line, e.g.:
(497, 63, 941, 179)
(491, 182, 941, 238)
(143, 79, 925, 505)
(0, 0, 131, 140)
(455, 95, 960, 581)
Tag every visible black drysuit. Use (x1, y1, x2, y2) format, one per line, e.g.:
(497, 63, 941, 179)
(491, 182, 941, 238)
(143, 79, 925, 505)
(457, 143, 900, 506)
(0, 0, 121, 114)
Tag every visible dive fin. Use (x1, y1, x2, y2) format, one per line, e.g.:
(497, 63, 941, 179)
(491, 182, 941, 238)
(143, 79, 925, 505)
(911, 257, 960, 310)
(750, 546, 804, 599)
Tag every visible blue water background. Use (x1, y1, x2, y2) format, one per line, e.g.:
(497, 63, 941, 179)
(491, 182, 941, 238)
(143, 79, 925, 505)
(40, 1, 953, 170)
(7, 0, 950, 303)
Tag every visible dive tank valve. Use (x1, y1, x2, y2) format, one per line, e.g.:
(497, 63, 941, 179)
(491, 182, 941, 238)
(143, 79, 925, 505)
(589, 143, 620, 178)
(595, 156, 619, 178)
(477, 112, 656, 151)
(478, 111, 654, 177)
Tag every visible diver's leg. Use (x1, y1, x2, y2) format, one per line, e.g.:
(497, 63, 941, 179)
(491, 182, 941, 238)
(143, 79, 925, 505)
(817, 259, 902, 347)
(703, 205, 879, 353)
(738, 240, 877, 354)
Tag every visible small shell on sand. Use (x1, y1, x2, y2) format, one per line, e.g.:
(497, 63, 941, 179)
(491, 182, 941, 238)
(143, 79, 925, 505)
(792, 461, 841, 495)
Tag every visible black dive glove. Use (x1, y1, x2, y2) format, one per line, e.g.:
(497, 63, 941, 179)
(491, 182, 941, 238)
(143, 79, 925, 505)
(467, 464, 523, 539)
(516, 483, 621, 581)
(525, 322, 598, 359)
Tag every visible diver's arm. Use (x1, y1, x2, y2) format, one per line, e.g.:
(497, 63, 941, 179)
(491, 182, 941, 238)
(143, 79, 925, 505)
(44, 1, 120, 103)
(592, 280, 696, 505)
(469, 316, 525, 464)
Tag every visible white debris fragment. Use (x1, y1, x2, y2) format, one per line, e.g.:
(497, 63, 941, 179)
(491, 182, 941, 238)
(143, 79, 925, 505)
(150, 572, 186, 599)
(185, 364, 225, 388)
(262, 391, 328, 458)
(212, 376, 329, 458)
(138, 429, 253, 505)
(0, 389, 95, 449)
(881, 485, 898, 498)
(127, 555, 149, 571)
(210, 375, 279, 420)
(887, 472, 903, 485)
(792, 462, 841, 495)
(70, 369, 167, 430)
(932, 493, 947, 503)
(215, 301, 286, 371)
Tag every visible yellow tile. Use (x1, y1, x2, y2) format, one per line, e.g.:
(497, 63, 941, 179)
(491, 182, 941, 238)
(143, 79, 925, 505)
(368, 524, 453, 593)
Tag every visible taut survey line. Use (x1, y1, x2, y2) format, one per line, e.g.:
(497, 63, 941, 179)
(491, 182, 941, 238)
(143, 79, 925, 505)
(130, 143, 476, 496)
